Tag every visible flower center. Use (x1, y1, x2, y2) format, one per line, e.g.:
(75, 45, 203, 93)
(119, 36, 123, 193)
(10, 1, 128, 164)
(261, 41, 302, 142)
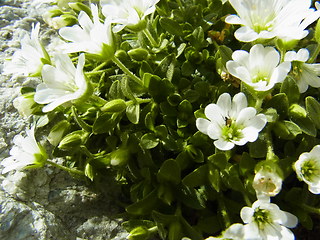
(221, 118, 243, 141)
(291, 61, 304, 79)
(248, 4, 276, 33)
(253, 208, 271, 229)
(252, 71, 269, 84)
(301, 159, 320, 182)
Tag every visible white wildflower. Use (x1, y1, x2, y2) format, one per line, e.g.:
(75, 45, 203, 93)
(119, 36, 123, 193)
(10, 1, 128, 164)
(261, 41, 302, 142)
(196, 92, 267, 151)
(253, 168, 283, 199)
(241, 199, 298, 240)
(59, 4, 114, 59)
(294, 145, 320, 194)
(34, 53, 91, 113)
(1, 126, 47, 174)
(3, 23, 50, 77)
(225, 0, 320, 42)
(101, 0, 160, 32)
(226, 44, 291, 92)
(285, 48, 320, 93)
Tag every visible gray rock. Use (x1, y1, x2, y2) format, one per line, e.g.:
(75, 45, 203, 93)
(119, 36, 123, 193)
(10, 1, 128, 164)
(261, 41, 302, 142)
(0, 1, 128, 239)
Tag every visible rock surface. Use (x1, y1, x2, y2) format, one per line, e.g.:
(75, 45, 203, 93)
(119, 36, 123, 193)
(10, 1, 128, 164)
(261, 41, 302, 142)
(0, 1, 128, 239)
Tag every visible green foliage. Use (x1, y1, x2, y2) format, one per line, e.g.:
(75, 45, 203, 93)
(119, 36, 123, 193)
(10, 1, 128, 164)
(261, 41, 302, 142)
(20, 0, 320, 239)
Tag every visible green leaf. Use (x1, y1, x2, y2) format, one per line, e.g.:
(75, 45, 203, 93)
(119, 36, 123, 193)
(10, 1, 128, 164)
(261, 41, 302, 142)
(208, 153, 228, 170)
(168, 221, 182, 240)
(179, 215, 203, 240)
(218, 45, 233, 67)
(182, 164, 208, 188)
(159, 17, 184, 36)
(109, 80, 124, 99)
(126, 190, 158, 215)
(248, 136, 267, 158)
(140, 133, 159, 149)
(239, 152, 255, 176)
(154, 125, 168, 139)
(181, 61, 195, 76)
(185, 145, 204, 163)
(144, 112, 155, 131)
(128, 226, 150, 240)
(148, 76, 175, 102)
(185, 26, 206, 49)
(272, 120, 302, 140)
(290, 116, 317, 137)
(265, 93, 289, 119)
(155, 53, 176, 81)
(47, 120, 70, 146)
(121, 77, 136, 100)
(157, 159, 181, 185)
(208, 164, 220, 192)
(126, 103, 140, 124)
(93, 112, 116, 134)
(280, 77, 300, 104)
(306, 96, 320, 129)
(178, 186, 206, 210)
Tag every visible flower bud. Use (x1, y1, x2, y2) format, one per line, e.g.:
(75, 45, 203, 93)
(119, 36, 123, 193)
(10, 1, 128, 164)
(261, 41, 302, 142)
(13, 92, 36, 118)
(101, 99, 127, 112)
(253, 162, 283, 198)
(128, 48, 149, 61)
(58, 130, 88, 150)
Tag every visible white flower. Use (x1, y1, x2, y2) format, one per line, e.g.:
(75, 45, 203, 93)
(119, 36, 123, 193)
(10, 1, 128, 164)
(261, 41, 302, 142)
(101, 0, 160, 32)
(3, 23, 50, 77)
(13, 92, 36, 118)
(59, 4, 114, 58)
(196, 92, 267, 151)
(284, 48, 320, 93)
(1, 126, 47, 174)
(226, 44, 291, 92)
(253, 168, 282, 199)
(294, 145, 320, 194)
(225, 0, 320, 42)
(240, 199, 298, 240)
(206, 223, 245, 240)
(34, 53, 90, 113)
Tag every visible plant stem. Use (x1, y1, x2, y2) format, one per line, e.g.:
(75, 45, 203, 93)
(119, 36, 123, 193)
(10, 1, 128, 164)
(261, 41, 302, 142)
(127, 98, 151, 106)
(301, 203, 320, 215)
(218, 193, 231, 228)
(46, 160, 85, 176)
(265, 127, 277, 162)
(308, 43, 320, 63)
(85, 70, 106, 76)
(92, 62, 107, 72)
(143, 28, 158, 47)
(111, 56, 143, 86)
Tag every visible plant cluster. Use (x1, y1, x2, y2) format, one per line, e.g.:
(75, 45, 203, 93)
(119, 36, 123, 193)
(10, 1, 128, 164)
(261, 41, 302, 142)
(3, 0, 320, 239)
